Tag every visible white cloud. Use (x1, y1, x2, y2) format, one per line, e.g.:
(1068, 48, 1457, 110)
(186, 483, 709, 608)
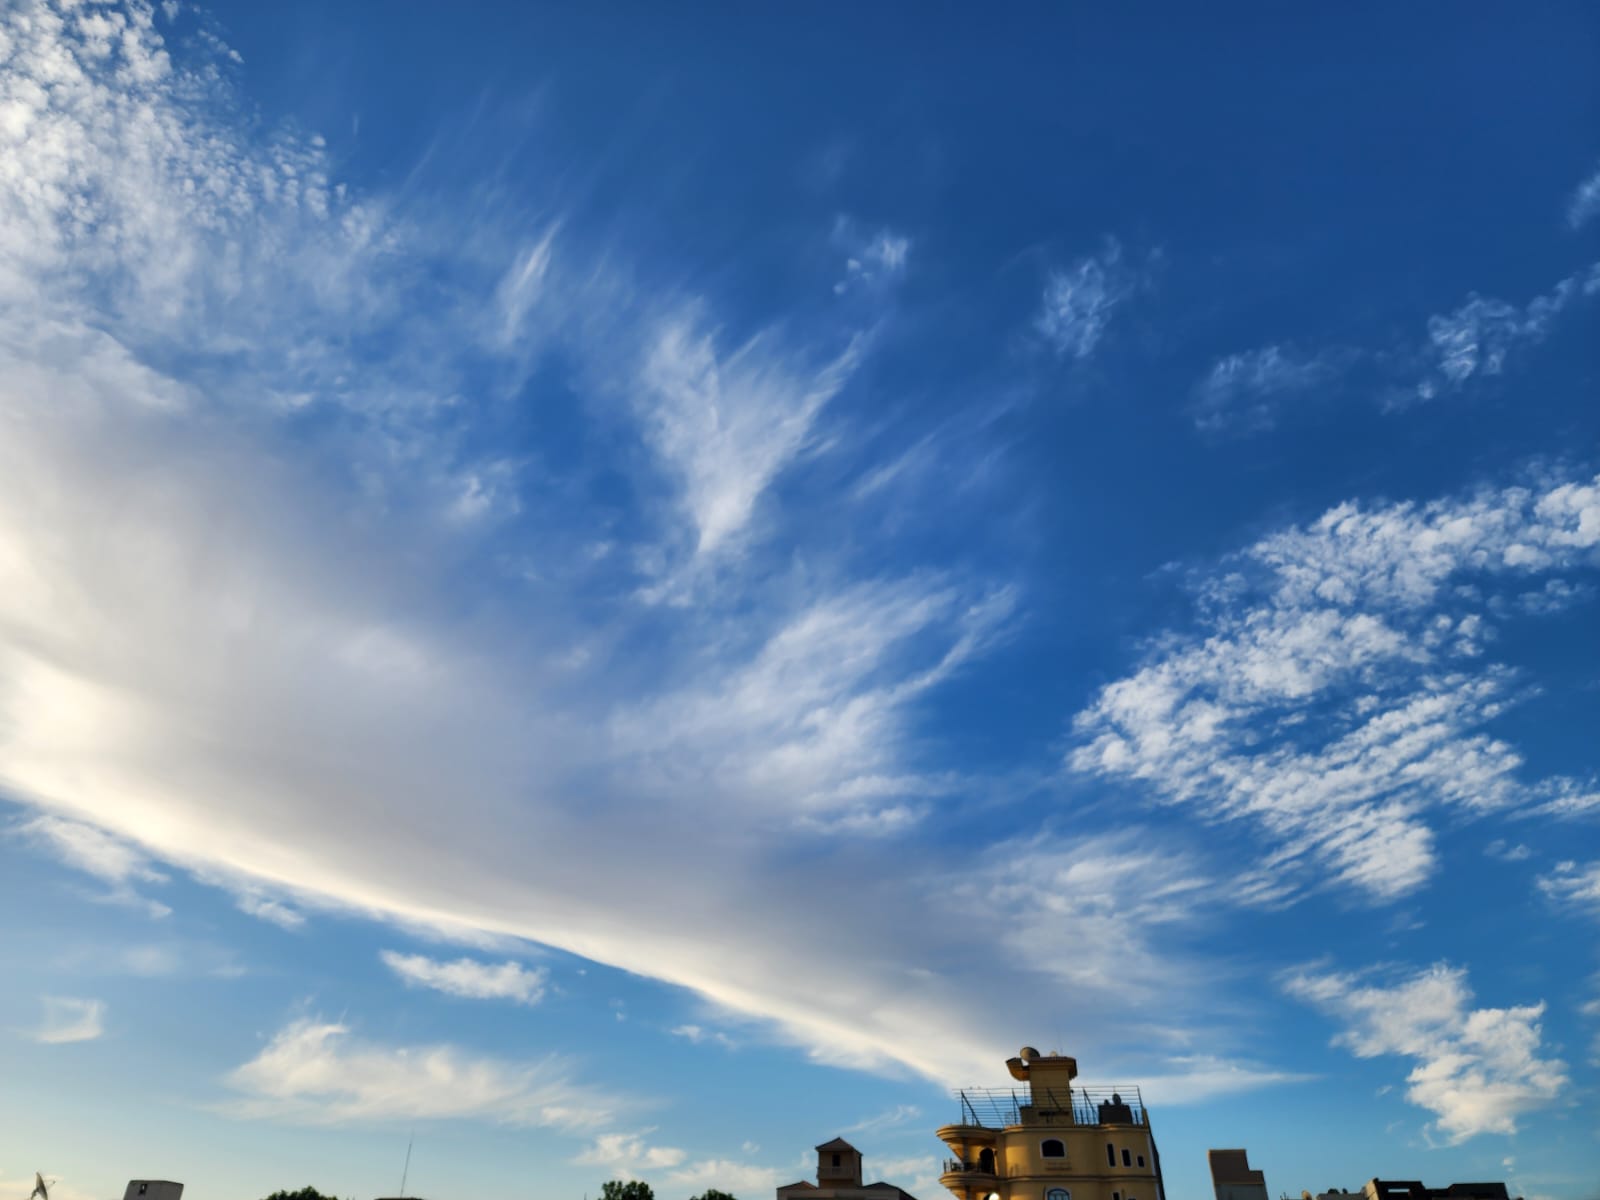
(1283, 963, 1567, 1142)
(843, 1103, 921, 1134)
(236, 892, 306, 930)
(1035, 238, 1142, 358)
(636, 318, 863, 560)
(1483, 839, 1532, 863)
(833, 223, 911, 294)
(1192, 344, 1338, 434)
(670, 1024, 737, 1050)
(1538, 861, 1600, 916)
(1566, 160, 1600, 229)
(1070, 475, 1600, 901)
(32, 996, 105, 1044)
(17, 815, 171, 917)
(576, 1131, 687, 1176)
(380, 950, 548, 1004)
(1417, 264, 1600, 398)
(667, 1157, 789, 1196)
(226, 1018, 612, 1127)
(0, 0, 1310, 1099)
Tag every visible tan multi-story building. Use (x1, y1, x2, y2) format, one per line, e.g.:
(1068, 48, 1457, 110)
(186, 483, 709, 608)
(936, 1046, 1163, 1200)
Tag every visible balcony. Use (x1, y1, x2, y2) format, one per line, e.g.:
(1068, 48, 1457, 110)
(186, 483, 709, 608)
(949, 1084, 1148, 1128)
(942, 1160, 997, 1177)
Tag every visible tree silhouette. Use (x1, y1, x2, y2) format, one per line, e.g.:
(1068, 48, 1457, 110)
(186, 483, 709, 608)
(600, 1182, 654, 1200)
(690, 1191, 739, 1200)
(262, 1190, 340, 1200)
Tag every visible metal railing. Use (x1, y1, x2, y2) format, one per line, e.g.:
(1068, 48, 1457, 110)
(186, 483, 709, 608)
(950, 1085, 1147, 1128)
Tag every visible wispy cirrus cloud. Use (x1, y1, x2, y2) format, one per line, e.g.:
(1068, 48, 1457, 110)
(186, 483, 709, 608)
(1191, 344, 1342, 434)
(1566, 159, 1600, 229)
(380, 950, 549, 1004)
(31, 996, 106, 1044)
(1035, 238, 1147, 359)
(1538, 860, 1600, 917)
(1283, 963, 1567, 1142)
(1070, 475, 1600, 902)
(226, 1018, 614, 1127)
(16, 815, 171, 918)
(1415, 264, 1600, 400)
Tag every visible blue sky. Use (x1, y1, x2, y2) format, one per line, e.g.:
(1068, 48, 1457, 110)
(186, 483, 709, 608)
(1, 2, 1598, 1199)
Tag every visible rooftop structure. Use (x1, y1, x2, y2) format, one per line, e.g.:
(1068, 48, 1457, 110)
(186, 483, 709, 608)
(1209, 1149, 1269, 1200)
(776, 1136, 919, 1200)
(936, 1045, 1163, 1200)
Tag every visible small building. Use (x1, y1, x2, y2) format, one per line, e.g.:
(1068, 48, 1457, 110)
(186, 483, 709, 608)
(123, 1184, 183, 1200)
(776, 1136, 919, 1200)
(1363, 1182, 1515, 1200)
(1209, 1149, 1268, 1200)
(936, 1045, 1164, 1200)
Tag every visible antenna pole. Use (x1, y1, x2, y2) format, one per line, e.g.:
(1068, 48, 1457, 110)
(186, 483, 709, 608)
(400, 1132, 414, 1198)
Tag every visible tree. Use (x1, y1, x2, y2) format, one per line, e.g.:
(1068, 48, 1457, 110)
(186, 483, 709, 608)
(600, 1183, 655, 1200)
(263, 1191, 339, 1200)
(690, 1191, 739, 1200)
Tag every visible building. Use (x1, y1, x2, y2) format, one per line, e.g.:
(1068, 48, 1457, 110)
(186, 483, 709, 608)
(936, 1045, 1163, 1200)
(776, 1137, 919, 1200)
(1209, 1149, 1268, 1200)
(123, 1185, 183, 1200)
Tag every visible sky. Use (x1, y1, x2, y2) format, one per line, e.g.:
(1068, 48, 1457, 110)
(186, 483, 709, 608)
(0, 2, 1598, 1199)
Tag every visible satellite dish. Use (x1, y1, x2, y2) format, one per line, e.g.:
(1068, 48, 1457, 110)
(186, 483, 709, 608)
(1018, 1045, 1041, 1062)
(31, 1173, 51, 1200)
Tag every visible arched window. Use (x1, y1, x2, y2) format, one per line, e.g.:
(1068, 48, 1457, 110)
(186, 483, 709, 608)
(1047, 1190, 1071, 1200)
(978, 1148, 995, 1174)
(1041, 1139, 1065, 1159)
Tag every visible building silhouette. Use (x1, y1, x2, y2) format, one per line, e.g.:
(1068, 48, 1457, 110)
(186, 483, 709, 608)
(936, 1046, 1163, 1200)
(1209, 1149, 1269, 1200)
(776, 1136, 919, 1200)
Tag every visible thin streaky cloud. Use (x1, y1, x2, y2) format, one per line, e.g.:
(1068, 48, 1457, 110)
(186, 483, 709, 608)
(33, 996, 106, 1044)
(1035, 238, 1143, 359)
(380, 950, 549, 1004)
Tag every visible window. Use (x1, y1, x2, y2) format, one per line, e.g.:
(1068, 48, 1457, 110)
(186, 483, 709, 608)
(1113, 1193, 1121, 1200)
(1046, 1190, 1070, 1200)
(1041, 1139, 1065, 1159)
(978, 1148, 996, 1174)
(1122, 1148, 1132, 1167)
(832, 1155, 841, 1168)
(1106, 1143, 1116, 1167)
(1137, 1155, 1145, 1168)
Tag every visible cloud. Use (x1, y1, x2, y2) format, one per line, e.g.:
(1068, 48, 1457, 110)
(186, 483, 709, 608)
(1191, 345, 1340, 434)
(225, 1018, 613, 1127)
(1070, 475, 1600, 902)
(380, 950, 549, 1004)
(1035, 238, 1144, 358)
(636, 317, 864, 561)
(1567, 160, 1600, 229)
(0, 0, 1310, 1099)
(1283, 963, 1567, 1142)
(32, 996, 105, 1044)
(1416, 264, 1600, 399)
(668, 1157, 790, 1196)
(843, 1103, 921, 1134)
(1483, 839, 1532, 863)
(575, 1131, 687, 1176)
(832, 221, 911, 294)
(670, 1024, 737, 1050)
(236, 892, 307, 930)
(16, 815, 171, 917)
(1538, 861, 1600, 916)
